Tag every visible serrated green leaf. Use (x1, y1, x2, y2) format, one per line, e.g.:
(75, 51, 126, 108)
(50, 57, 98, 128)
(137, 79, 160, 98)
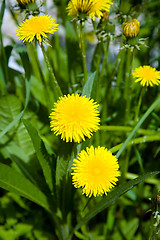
(0, 163, 50, 212)
(56, 156, 68, 187)
(73, 171, 160, 233)
(23, 119, 53, 193)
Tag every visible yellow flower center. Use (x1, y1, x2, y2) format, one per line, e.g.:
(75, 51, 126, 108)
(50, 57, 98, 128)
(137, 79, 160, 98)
(139, 68, 157, 80)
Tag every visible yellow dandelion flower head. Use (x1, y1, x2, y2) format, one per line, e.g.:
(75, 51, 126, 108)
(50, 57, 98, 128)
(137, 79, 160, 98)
(16, 15, 59, 43)
(66, 0, 113, 21)
(72, 146, 120, 197)
(123, 19, 140, 38)
(16, 0, 34, 7)
(133, 65, 160, 87)
(49, 94, 100, 143)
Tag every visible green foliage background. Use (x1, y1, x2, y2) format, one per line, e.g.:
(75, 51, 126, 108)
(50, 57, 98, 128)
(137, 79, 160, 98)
(0, 0, 160, 239)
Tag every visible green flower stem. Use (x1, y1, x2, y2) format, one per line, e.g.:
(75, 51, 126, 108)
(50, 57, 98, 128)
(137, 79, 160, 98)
(102, 47, 123, 119)
(96, 37, 110, 103)
(80, 21, 88, 84)
(41, 43, 63, 101)
(99, 37, 110, 82)
(99, 125, 157, 136)
(110, 134, 160, 154)
(28, 44, 52, 110)
(122, 49, 134, 180)
(95, 41, 103, 102)
(110, 48, 123, 81)
(124, 48, 134, 125)
(96, 41, 102, 79)
(134, 87, 145, 124)
(113, 48, 125, 103)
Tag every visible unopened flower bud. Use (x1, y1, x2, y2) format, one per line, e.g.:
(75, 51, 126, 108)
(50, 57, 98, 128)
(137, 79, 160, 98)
(16, 0, 34, 8)
(123, 19, 140, 38)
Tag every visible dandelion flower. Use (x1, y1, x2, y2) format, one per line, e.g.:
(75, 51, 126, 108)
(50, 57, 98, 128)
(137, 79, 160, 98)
(67, 0, 113, 21)
(49, 94, 100, 143)
(133, 65, 160, 87)
(72, 146, 120, 197)
(16, 15, 59, 43)
(123, 19, 140, 38)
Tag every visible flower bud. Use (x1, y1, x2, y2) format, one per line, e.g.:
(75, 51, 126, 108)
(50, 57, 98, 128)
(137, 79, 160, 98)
(16, 0, 34, 9)
(123, 19, 140, 38)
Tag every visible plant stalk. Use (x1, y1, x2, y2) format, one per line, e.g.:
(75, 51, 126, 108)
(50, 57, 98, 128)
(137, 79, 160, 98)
(80, 20, 88, 84)
(41, 43, 62, 101)
(134, 87, 145, 124)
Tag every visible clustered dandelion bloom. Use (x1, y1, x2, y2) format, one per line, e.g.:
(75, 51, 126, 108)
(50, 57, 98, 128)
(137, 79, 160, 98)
(16, 15, 59, 43)
(16, 0, 34, 8)
(67, 0, 113, 21)
(133, 65, 160, 87)
(49, 94, 100, 143)
(123, 19, 140, 38)
(72, 146, 120, 197)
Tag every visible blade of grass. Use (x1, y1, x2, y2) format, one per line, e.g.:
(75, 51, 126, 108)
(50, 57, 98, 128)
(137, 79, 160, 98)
(116, 96, 160, 158)
(110, 134, 160, 153)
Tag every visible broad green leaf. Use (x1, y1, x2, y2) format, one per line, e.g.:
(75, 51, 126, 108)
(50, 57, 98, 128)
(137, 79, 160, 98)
(0, 79, 30, 138)
(10, 154, 37, 185)
(82, 72, 96, 98)
(73, 171, 160, 232)
(30, 75, 47, 106)
(0, 163, 50, 212)
(0, 94, 34, 156)
(116, 96, 160, 158)
(23, 119, 53, 193)
(0, 94, 21, 133)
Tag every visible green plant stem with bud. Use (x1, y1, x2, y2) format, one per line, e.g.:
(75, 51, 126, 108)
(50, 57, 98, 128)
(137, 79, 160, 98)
(40, 43, 63, 102)
(80, 20, 88, 84)
(123, 48, 134, 180)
